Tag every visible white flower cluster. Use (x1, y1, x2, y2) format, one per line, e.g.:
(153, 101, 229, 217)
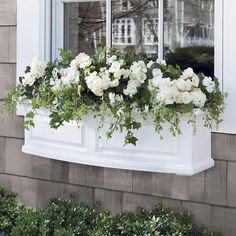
(22, 52, 216, 111)
(50, 67, 80, 92)
(22, 59, 46, 86)
(123, 61, 147, 96)
(149, 67, 213, 108)
(70, 53, 92, 70)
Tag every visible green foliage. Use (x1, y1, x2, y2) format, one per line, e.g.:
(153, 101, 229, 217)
(0, 187, 222, 236)
(5, 47, 226, 146)
(0, 188, 20, 235)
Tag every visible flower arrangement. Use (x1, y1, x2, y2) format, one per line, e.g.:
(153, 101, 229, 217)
(7, 48, 225, 145)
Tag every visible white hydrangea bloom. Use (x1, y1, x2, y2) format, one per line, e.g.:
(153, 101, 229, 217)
(70, 53, 92, 70)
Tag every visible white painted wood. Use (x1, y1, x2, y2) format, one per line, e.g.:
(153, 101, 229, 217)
(220, 0, 236, 134)
(20, 107, 213, 175)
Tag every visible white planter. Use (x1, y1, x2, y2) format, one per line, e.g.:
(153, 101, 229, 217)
(17, 105, 214, 175)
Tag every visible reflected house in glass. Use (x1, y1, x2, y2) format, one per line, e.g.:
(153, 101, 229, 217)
(64, 0, 214, 57)
(164, 0, 214, 52)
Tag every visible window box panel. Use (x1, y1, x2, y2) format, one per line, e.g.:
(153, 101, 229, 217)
(18, 105, 214, 175)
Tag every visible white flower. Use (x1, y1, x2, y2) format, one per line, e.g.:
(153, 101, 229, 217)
(123, 80, 140, 96)
(152, 68, 162, 77)
(202, 76, 215, 93)
(61, 68, 80, 86)
(110, 79, 119, 88)
(108, 92, 116, 104)
(109, 61, 121, 73)
(108, 92, 123, 104)
(70, 53, 92, 69)
(107, 55, 117, 64)
(77, 85, 82, 96)
(22, 72, 36, 86)
(182, 67, 194, 79)
(156, 58, 167, 66)
(147, 60, 154, 69)
(120, 69, 130, 79)
(191, 74, 200, 87)
(30, 59, 46, 78)
(176, 78, 192, 91)
(50, 78, 62, 92)
(182, 91, 192, 104)
(191, 88, 207, 108)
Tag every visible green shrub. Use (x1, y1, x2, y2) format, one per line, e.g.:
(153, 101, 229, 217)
(0, 187, 222, 236)
(165, 46, 214, 77)
(0, 188, 20, 235)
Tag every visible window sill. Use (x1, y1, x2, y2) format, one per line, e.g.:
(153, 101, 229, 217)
(17, 105, 214, 176)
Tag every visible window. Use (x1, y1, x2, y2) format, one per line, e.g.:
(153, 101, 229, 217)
(53, 0, 215, 75)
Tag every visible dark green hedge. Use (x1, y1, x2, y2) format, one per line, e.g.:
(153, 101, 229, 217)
(165, 46, 214, 77)
(0, 187, 221, 236)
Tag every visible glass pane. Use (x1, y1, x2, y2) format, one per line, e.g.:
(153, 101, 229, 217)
(164, 0, 214, 76)
(112, 0, 159, 56)
(64, 1, 106, 56)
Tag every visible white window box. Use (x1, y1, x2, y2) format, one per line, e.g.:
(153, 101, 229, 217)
(17, 105, 213, 175)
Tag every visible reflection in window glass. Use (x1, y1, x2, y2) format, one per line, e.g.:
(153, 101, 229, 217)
(64, 2, 106, 56)
(112, 0, 159, 55)
(164, 0, 214, 76)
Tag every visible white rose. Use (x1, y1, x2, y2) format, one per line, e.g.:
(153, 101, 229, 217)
(114, 70, 122, 80)
(182, 67, 194, 79)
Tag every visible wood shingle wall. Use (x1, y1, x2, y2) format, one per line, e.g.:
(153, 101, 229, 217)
(0, 1, 235, 235)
